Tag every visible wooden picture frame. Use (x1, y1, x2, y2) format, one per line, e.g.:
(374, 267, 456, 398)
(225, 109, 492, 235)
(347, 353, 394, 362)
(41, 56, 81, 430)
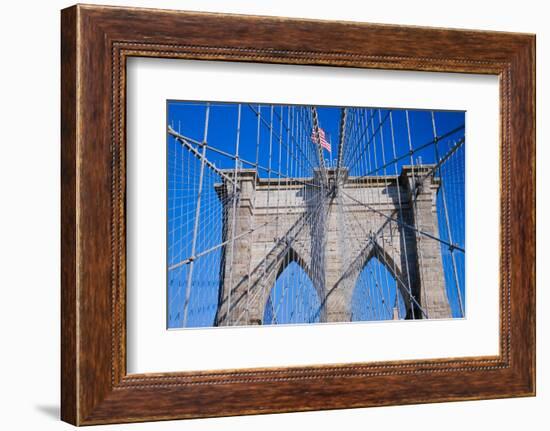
(61, 4, 535, 425)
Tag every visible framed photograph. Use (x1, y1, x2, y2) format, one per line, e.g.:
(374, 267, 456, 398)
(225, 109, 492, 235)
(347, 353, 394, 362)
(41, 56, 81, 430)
(61, 4, 535, 425)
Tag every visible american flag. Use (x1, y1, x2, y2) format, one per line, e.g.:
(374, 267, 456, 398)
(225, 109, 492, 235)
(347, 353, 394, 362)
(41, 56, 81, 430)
(311, 127, 331, 152)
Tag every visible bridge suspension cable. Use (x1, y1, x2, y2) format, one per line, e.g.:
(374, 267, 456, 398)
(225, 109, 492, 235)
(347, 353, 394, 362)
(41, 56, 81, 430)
(166, 101, 466, 328)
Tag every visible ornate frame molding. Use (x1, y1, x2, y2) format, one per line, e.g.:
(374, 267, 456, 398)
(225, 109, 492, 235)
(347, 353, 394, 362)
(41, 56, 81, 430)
(61, 5, 535, 425)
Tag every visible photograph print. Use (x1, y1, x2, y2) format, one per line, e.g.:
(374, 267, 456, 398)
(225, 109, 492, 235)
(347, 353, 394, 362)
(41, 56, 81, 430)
(166, 101, 465, 329)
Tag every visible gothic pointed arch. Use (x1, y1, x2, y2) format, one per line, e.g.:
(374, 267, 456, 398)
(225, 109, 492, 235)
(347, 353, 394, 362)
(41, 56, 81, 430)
(260, 246, 321, 325)
(351, 254, 406, 321)
(349, 239, 417, 320)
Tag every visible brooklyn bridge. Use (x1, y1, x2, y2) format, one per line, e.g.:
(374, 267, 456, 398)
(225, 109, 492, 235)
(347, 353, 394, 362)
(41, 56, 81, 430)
(166, 102, 465, 328)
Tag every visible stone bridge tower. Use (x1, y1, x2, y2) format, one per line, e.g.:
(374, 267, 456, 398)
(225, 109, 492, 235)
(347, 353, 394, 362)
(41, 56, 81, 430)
(214, 166, 451, 326)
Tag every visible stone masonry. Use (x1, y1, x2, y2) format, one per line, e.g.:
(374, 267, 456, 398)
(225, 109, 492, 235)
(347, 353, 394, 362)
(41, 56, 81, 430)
(214, 165, 452, 326)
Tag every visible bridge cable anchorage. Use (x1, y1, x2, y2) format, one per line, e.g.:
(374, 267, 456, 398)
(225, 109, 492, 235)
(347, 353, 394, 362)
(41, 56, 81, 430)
(166, 102, 465, 327)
